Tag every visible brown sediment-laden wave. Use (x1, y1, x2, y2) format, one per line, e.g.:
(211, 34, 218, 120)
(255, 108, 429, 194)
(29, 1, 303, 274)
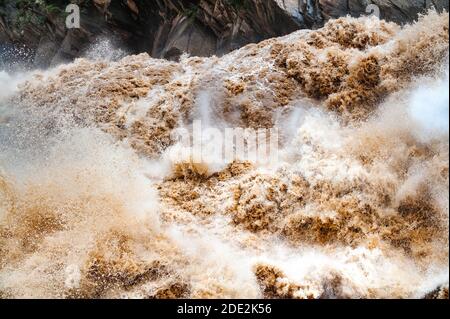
(0, 11, 448, 298)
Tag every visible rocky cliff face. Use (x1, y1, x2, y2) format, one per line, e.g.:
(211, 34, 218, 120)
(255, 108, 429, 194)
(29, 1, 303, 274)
(0, 0, 448, 68)
(298, 0, 449, 25)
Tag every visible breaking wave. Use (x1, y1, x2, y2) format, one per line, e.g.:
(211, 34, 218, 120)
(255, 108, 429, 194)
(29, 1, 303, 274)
(0, 11, 448, 299)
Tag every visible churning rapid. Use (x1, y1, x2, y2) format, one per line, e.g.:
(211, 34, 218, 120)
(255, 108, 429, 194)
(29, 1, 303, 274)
(0, 11, 449, 299)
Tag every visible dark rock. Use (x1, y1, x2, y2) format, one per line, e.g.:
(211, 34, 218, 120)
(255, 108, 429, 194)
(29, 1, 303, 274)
(0, 0, 448, 67)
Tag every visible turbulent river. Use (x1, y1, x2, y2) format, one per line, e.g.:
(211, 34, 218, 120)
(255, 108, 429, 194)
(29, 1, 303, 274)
(0, 12, 449, 299)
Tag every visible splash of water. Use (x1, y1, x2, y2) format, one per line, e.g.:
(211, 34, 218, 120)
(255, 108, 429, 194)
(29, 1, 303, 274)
(409, 69, 449, 142)
(0, 11, 448, 299)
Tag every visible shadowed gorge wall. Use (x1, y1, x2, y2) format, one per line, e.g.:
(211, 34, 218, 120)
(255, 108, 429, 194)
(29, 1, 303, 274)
(0, 0, 448, 67)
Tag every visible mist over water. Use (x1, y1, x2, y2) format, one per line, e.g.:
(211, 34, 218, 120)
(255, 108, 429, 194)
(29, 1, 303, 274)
(0, 12, 448, 299)
(409, 69, 449, 142)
